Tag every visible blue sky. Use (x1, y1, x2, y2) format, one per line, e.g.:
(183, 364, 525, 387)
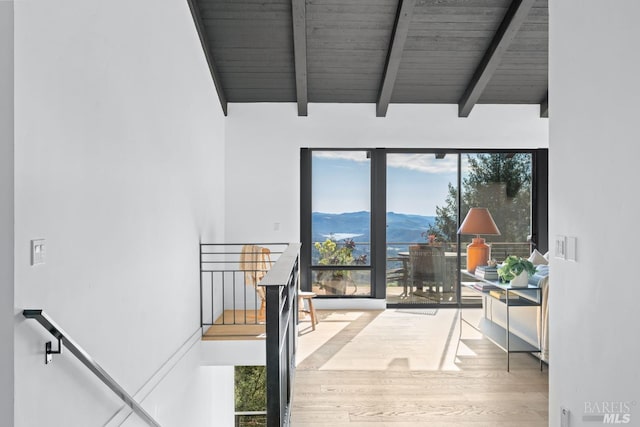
(312, 152, 371, 213)
(312, 152, 459, 216)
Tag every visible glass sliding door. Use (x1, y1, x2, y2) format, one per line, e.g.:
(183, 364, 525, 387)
(386, 153, 459, 306)
(310, 150, 372, 296)
(459, 153, 533, 304)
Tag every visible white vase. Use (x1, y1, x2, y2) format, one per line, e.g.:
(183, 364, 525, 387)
(509, 270, 529, 288)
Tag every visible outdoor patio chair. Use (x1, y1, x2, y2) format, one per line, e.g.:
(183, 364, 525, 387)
(409, 245, 446, 302)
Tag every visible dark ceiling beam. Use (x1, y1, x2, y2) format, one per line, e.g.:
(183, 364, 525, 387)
(458, 0, 536, 118)
(376, 0, 416, 117)
(540, 91, 548, 118)
(291, 0, 308, 116)
(187, 0, 228, 116)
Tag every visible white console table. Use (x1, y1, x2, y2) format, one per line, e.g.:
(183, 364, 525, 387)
(459, 270, 543, 371)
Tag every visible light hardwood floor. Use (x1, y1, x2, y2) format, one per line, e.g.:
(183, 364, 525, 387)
(202, 310, 265, 341)
(292, 309, 548, 426)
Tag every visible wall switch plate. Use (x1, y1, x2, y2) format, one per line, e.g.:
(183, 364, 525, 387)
(555, 235, 566, 259)
(566, 236, 577, 261)
(31, 239, 46, 266)
(561, 407, 570, 427)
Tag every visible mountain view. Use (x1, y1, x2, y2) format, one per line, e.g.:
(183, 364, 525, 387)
(312, 211, 436, 245)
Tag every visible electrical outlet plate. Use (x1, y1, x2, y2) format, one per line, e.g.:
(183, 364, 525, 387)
(31, 239, 46, 266)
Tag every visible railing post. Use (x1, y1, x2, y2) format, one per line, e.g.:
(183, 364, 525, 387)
(265, 285, 283, 427)
(259, 243, 301, 427)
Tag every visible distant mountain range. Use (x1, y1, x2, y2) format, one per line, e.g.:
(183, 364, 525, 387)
(312, 211, 436, 245)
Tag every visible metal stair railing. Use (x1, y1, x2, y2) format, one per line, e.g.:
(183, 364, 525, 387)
(23, 309, 161, 427)
(259, 243, 301, 427)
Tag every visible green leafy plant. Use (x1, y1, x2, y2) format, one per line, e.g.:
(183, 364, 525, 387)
(497, 255, 537, 282)
(314, 237, 367, 294)
(314, 237, 366, 279)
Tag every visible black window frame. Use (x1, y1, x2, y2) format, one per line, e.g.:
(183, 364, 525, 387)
(300, 147, 548, 303)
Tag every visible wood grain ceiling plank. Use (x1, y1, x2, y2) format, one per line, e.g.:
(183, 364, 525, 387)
(309, 93, 379, 103)
(222, 80, 298, 90)
(309, 0, 395, 5)
(226, 92, 295, 103)
(416, 0, 507, 5)
(199, 12, 289, 21)
(305, 0, 394, 104)
(197, 0, 290, 13)
(391, 88, 461, 103)
(376, 0, 416, 117)
(458, 0, 537, 117)
(479, 87, 547, 104)
(397, 74, 473, 83)
(204, 29, 294, 49)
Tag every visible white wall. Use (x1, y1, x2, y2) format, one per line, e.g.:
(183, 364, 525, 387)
(119, 342, 221, 427)
(13, 0, 225, 425)
(549, 1, 640, 425)
(201, 341, 266, 367)
(224, 103, 548, 243)
(208, 366, 235, 427)
(0, 2, 14, 426)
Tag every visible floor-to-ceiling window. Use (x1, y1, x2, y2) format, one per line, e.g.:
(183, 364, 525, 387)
(458, 152, 534, 303)
(307, 150, 372, 297)
(385, 152, 459, 305)
(301, 149, 547, 307)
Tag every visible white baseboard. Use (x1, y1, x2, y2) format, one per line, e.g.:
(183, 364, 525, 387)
(312, 298, 386, 310)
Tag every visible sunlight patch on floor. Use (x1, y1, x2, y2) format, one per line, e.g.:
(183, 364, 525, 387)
(296, 311, 364, 365)
(297, 308, 486, 372)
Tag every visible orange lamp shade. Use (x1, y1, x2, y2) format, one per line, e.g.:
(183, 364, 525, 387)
(457, 208, 501, 273)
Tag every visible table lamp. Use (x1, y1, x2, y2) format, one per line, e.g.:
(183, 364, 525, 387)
(457, 207, 501, 273)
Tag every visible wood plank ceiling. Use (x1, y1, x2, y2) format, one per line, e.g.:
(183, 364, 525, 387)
(190, 0, 548, 117)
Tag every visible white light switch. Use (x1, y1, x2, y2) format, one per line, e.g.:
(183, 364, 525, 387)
(555, 235, 566, 259)
(31, 239, 46, 266)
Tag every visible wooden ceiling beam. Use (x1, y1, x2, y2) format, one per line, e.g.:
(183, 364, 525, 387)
(540, 91, 548, 118)
(458, 0, 536, 118)
(292, 0, 308, 116)
(187, 0, 227, 116)
(376, 0, 416, 117)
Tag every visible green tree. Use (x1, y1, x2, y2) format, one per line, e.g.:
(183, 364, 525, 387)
(428, 182, 458, 243)
(463, 153, 531, 243)
(235, 366, 266, 412)
(431, 153, 532, 243)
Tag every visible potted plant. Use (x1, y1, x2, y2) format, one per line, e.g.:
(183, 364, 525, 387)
(314, 237, 366, 295)
(421, 225, 445, 247)
(497, 255, 537, 287)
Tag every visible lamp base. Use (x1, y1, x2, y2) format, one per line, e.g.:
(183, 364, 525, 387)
(466, 237, 491, 274)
